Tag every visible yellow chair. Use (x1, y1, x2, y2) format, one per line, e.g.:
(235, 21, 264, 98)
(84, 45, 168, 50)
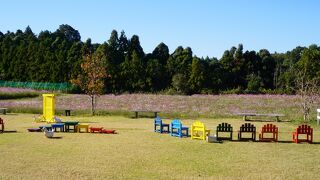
(191, 121, 210, 140)
(76, 123, 89, 133)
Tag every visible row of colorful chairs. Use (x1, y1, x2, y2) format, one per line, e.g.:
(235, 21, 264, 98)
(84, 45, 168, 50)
(154, 117, 313, 143)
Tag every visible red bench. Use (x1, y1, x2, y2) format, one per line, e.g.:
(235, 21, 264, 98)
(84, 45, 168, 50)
(101, 129, 116, 134)
(292, 124, 313, 143)
(0, 118, 4, 133)
(90, 127, 116, 134)
(259, 124, 278, 142)
(89, 127, 104, 133)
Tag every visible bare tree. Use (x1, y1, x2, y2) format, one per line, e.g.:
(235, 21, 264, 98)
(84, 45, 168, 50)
(295, 70, 320, 122)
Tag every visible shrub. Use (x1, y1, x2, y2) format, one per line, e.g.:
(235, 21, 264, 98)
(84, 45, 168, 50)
(0, 92, 40, 100)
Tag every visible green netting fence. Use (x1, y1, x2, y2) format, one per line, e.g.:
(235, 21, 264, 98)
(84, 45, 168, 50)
(0, 81, 74, 92)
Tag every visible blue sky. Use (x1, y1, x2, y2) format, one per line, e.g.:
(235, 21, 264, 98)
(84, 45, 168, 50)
(0, 0, 319, 58)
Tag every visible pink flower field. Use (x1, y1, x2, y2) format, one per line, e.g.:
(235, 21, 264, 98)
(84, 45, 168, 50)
(0, 87, 307, 120)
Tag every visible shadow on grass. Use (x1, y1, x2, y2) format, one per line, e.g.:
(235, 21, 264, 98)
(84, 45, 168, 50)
(245, 119, 291, 122)
(219, 139, 320, 144)
(80, 121, 99, 123)
(49, 136, 63, 139)
(3, 130, 18, 133)
(1, 113, 19, 116)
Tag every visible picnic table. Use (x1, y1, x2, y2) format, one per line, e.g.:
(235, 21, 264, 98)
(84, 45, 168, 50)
(132, 110, 160, 118)
(236, 113, 284, 122)
(0, 108, 8, 115)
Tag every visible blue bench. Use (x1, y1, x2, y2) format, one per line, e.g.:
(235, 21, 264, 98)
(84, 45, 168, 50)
(154, 116, 170, 133)
(170, 119, 189, 138)
(51, 123, 65, 132)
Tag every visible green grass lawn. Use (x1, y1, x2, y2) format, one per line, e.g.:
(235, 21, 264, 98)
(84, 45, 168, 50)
(1, 114, 320, 179)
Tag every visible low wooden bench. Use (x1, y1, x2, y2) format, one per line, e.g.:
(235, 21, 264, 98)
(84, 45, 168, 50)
(64, 121, 79, 132)
(216, 123, 233, 140)
(238, 123, 256, 141)
(0, 108, 8, 115)
(259, 124, 278, 142)
(292, 124, 313, 143)
(236, 113, 284, 122)
(76, 123, 89, 133)
(101, 129, 116, 134)
(89, 127, 103, 133)
(132, 110, 160, 118)
(191, 121, 210, 140)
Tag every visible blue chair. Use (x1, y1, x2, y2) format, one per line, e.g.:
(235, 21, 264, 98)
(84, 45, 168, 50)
(154, 116, 170, 133)
(170, 119, 189, 138)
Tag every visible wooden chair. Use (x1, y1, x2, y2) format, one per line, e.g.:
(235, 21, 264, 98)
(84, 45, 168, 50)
(191, 121, 210, 140)
(216, 123, 233, 140)
(0, 118, 4, 133)
(292, 124, 313, 143)
(238, 123, 256, 141)
(154, 116, 170, 133)
(259, 124, 278, 142)
(170, 119, 189, 138)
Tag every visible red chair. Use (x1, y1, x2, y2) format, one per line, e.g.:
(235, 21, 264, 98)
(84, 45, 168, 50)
(292, 124, 313, 143)
(259, 124, 278, 142)
(0, 118, 4, 133)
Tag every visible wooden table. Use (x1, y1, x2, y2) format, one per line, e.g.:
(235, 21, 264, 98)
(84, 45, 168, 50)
(236, 113, 284, 122)
(64, 121, 79, 132)
(76, 123, 89, 133)
(51, 123, 65, 132)
(0, 108, 8, 115)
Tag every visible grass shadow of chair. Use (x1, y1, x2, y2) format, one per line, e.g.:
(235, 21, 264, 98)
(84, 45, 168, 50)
(46, 136, 63, 139)
(3, 130, 18, 133)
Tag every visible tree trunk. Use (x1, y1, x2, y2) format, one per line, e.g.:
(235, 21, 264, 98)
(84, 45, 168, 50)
(91, 95, 95, 116)
(303, 101, 307, 122)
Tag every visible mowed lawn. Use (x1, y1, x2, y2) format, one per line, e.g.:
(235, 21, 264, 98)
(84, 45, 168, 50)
(1, 114, 320, 179)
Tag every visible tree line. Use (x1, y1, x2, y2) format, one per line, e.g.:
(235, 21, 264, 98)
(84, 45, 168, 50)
(0, 24, 319, 94)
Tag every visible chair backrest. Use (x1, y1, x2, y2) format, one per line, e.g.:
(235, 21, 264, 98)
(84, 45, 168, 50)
(240, 123, 256, 132)
(296, 124, 313, 134)
(217, 123, 233, 132)
(171, 119, 182, 129)
(261, 124, 278, 133)
(154, 116, 162, 125)
(192, 121, 205, 130)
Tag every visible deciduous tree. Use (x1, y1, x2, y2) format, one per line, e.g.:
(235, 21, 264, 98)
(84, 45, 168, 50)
(70, 48, 108, 115)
